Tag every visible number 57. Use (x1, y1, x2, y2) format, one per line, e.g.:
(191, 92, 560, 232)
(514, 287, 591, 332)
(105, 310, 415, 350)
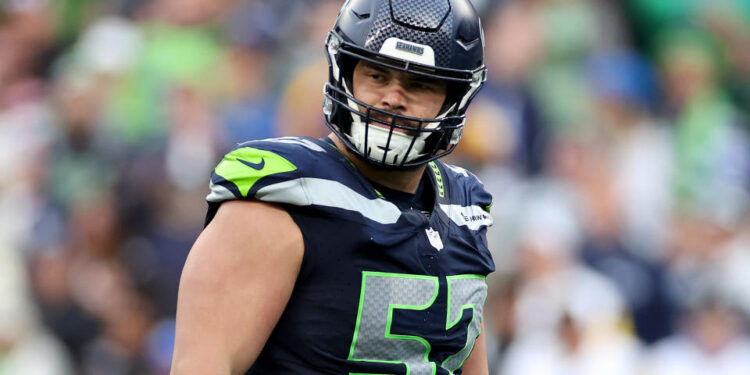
(348, 272, 487, 375)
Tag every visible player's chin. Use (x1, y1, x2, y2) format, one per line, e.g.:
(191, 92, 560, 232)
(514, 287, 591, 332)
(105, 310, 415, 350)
(366, 156, 425, 171)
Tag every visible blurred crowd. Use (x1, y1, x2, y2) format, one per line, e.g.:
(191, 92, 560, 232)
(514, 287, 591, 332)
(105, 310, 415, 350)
(0, 0, 748, 374)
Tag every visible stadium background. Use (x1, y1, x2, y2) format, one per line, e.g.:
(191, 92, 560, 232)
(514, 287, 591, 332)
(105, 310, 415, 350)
(1, 0, 749, 374)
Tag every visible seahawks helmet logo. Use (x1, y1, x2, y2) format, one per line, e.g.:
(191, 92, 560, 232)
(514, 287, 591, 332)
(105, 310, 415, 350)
(395, 41, 424, 56)
(380, 38, 435, 66)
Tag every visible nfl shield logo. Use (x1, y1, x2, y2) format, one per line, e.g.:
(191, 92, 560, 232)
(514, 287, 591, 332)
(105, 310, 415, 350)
(425, 227, 443, 251)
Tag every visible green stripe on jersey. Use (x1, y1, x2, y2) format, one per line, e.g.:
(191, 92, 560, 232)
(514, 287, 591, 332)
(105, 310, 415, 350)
(214, 147, 297, 197)
(428, 161, 444, 198)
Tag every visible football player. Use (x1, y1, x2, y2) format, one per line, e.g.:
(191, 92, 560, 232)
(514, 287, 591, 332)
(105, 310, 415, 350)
(171, 0, 494, 374)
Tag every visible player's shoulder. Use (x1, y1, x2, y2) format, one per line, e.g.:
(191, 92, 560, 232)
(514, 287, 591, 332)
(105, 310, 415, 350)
(432, 160, 494, 230)
(434, 160, 492, 209)
(227, 136, 330, 166)
(207, 136, 335, 203)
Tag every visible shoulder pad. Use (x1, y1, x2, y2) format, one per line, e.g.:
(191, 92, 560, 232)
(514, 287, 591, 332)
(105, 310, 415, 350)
(207, 137, 327, 203)
(207, 137, 406, 225)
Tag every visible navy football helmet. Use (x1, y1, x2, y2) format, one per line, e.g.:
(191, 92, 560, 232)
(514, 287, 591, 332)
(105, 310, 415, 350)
(323, 0, 487, 168)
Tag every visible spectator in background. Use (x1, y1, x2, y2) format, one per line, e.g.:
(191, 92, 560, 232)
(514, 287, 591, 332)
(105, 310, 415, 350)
(498, 183, 640, 375)
(585, 50, 671, 257)
(645, 295, 750, 375)
(657, 28, 750, 223)
(570, 50, 677, 344)
(0, 0, 57, 251)
(216, 3, 280, 147)
(0, 249, 73, 375)
(457, 0, 549, 175)
(699, 0, 750, 112)
(274, 0, 342, 138)
(714, 215, 750, 318)
(30, 248, 99, 366)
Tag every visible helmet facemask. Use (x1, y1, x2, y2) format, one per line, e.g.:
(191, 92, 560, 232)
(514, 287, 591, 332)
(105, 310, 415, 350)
(324, 30, 487, 168)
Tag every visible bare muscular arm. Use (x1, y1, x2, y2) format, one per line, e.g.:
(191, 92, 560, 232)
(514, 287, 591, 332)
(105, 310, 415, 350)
(461, 321, 490, 375)
(171, 200, 304, 375)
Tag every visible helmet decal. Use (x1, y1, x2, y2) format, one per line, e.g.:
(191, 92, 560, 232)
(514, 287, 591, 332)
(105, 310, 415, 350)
(380, 38, 435, 66)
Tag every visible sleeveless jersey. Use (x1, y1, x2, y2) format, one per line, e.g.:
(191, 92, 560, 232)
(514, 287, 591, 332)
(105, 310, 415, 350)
(205, 136, 495, 375)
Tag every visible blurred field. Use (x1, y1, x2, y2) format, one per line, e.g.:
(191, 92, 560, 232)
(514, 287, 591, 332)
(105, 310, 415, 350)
(0, 0, 748, 374)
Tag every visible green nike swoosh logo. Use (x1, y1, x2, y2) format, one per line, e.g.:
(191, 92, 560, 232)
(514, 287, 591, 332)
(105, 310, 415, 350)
(238, 158, 265, 170)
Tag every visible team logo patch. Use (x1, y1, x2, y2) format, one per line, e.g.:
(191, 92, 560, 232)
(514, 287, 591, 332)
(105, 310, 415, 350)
(426, 227, 443, 251)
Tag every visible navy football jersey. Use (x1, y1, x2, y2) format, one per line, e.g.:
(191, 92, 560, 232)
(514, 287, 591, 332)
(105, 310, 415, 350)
(205, 136, 495, 375)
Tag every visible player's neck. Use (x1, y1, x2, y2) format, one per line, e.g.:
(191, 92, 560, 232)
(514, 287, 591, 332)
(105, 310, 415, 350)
(330, 134, 426, 194)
